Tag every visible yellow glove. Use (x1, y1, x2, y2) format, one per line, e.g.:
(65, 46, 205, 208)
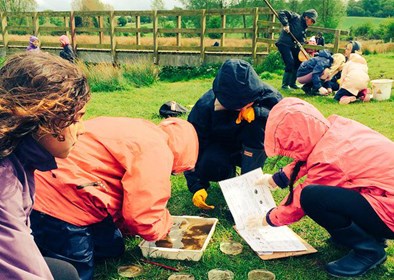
(235, 106, 255, 124)
(192, 189, 215, 210)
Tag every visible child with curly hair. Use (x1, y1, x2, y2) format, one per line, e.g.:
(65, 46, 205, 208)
(0, 51, 91, 279)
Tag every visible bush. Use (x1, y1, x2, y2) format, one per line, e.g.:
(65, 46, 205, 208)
(381, 21, 394, 43)
(255, 51, 284, 73)
(122, 59, 159, 87)
(354, 23, 374, 39)
(207, 16, 222, 39)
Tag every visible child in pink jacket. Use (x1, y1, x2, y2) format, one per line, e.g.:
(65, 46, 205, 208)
(31, 117, 198, 280)
(334, 41, 371, 104)
(259, 98, 394, 277)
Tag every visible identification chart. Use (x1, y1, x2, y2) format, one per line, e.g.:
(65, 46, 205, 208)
(219, 168, 307, 254)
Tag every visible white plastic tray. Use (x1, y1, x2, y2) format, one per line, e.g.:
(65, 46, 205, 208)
(139, 215, 218, 261)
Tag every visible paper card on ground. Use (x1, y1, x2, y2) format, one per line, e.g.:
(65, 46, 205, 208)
(219, 168, 307, 253)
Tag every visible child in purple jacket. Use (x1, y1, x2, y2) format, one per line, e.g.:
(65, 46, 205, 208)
(26, 35, 40, 51)
(0, 52, 90, 279)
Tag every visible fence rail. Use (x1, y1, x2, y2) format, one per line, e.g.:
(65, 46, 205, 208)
(0, 7, 349, 65)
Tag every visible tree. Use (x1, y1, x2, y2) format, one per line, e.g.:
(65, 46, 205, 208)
(347, 0, 365, 16)
(151, 0, 165, 10)
(118, 16, 127, 27)
(302, 0, 346, 29)
(178, 0, 228, 10)
(0, 0, 37, 12)
(361, 0, 381, 17)
(71, 0, 113, 29)
(71, 0, 113, 11)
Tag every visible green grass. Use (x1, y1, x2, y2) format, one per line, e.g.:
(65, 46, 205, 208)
(338, 16, 394, 30)
(89, 54, 394, 280)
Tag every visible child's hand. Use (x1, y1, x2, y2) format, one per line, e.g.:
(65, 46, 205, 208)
(255, 174, 278, 190)
(318, 87, 329, 95)
(283, 26, 290, 33)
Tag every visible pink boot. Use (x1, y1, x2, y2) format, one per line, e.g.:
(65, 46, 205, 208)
(358, 88, 371, 102)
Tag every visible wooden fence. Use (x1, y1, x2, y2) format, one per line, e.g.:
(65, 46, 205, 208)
(0, 8, 349, 65)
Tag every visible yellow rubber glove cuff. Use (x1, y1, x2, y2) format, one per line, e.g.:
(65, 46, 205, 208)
(192, 189, 215, 210)
(236, 106, 255, 124)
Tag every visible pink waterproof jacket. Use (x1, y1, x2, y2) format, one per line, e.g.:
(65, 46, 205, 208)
(265, 98, 394, 230)
(34, 117, 198, 241)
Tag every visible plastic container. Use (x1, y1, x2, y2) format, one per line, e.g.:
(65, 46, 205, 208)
(139, 216, 218, 261)
(371, 79, 393, 101)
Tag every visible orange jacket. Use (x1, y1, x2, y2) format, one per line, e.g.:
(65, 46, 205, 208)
(265, 98, 394, 230)
(34, 117, 198, 241)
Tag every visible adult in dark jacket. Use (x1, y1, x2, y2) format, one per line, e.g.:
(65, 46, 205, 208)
(296, 49, 333, 95)
(276, 9, 318, 90)
(59, 35, 76, 63)
(316, 32, 325, 46)
(185, 59, 282, 210)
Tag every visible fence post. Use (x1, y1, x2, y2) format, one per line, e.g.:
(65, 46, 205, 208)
(136, 15, 141, 45)
(1, 12, 8, 52)
(109, 10, 116, 64)
(333, 29, 340, 53)
(252, 8, 258, 64)
(99, 15, 104, 44)
(153, 10, 158, 64)
(33, 12, 39, 37)
(176, 15, 181, 46)
(200, 9, 206, 64)
(220, 13, 226, 47)
(70, 11, 76, 51)
(64, 15, 70, 37)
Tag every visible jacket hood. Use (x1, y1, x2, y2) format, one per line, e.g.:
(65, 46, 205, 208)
(328, 53, 346, 79)
(29, 35, 39, 44)
(265, 98, 330, 161)
(158, 118, 198, 173)
(212, 59, 263, 110)
(59, 35, 70, 46)
(317, 49, 332, 59)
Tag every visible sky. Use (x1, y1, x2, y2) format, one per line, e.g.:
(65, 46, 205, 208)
(36, 0, 183, 11)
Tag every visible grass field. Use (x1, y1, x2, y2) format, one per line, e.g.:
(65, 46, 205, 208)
(338, 16, 394, 30)
(87, 53, 394, 280)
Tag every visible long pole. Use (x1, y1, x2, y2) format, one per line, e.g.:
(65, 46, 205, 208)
(263, 0, 310, 60)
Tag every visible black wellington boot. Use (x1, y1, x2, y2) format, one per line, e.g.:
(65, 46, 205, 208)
(288, 70, 300, 89)
(240, 145, 267, 174)
(281, 72, 291, 90)
(326, 223, 387, 277)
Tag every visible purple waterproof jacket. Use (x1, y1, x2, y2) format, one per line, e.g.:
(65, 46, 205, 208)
(26, 36, 39, 51)
(0, 136, 56, 279)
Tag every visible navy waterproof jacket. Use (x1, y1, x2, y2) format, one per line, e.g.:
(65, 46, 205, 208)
(188, 59, 283, 161)
(60, 45, 76, 63)
(297, 49, 333, 89)
(276, 10, 308, 48)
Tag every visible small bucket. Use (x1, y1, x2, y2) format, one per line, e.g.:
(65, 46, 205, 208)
(371, 79, 393, 101)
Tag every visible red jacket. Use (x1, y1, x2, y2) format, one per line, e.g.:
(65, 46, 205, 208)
(265, 98, 394, 231)
(34, 117, 198, 241)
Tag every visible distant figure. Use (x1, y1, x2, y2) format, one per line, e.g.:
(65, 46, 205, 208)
(26, 35, 40, 51)
(213, 41, 220, 47)
(315, 32, 325, 46)
(59, 35, 76, 63)
(305, 36, 317, 57)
